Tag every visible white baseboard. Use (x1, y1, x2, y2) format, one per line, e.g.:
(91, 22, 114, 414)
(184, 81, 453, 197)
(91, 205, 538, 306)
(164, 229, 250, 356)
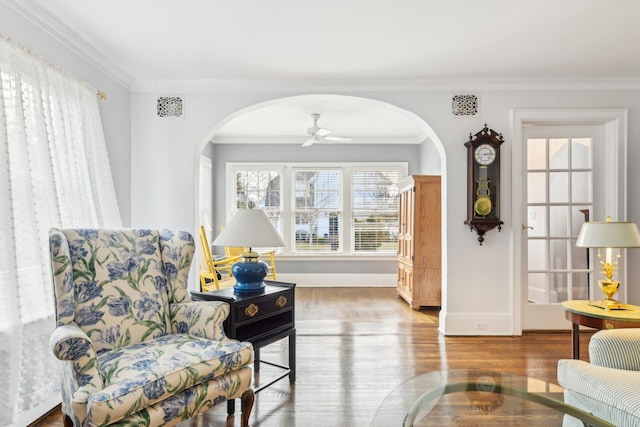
(11, 394, 60, 427)
(275, 273, 396, 287)
(438, 311, 515, 336)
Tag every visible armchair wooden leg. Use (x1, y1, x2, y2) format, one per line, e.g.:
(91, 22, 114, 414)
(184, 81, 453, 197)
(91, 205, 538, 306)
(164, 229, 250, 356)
(240, 389, 255, 427)
(63, 413, 74, 427)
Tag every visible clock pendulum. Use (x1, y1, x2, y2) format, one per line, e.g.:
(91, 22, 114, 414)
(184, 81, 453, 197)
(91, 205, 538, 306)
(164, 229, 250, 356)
(474, 166, 492, 217)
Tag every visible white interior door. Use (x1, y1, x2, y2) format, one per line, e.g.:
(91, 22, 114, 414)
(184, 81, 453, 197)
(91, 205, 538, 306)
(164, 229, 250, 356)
(521, 124, 605, 329)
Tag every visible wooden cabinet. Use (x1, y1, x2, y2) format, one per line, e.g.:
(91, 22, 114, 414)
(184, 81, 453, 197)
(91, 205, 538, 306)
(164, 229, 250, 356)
(397, 175, 441, 309)
(191, 281, 296, 394)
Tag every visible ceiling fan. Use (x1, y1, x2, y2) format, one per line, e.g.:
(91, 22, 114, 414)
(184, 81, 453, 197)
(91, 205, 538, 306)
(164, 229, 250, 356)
(302, 113, 352, 147)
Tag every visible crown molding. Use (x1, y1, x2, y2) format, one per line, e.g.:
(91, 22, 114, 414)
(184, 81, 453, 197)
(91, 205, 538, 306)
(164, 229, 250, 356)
(211, 136, 424, 145)
(132, 76, 640, 94)
(3, 0, 133, 90)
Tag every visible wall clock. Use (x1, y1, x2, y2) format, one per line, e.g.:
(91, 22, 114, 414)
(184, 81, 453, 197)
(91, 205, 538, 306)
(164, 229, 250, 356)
(464, 125, 504, 245)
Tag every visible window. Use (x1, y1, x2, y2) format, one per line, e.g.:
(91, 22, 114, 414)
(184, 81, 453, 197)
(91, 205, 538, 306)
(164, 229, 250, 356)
(199, 156, 213, 235)
(294, 168, 342, 253)
(233, 168, 283, 233)
(1, 35, 122, 424)
(227, 162, 407, 255)
(352, 168, 403, 253)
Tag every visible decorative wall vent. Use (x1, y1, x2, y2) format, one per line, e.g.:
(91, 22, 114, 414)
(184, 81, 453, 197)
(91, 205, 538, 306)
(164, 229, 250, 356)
(451, 94, 479, 117)
(157, 96, 183, 117)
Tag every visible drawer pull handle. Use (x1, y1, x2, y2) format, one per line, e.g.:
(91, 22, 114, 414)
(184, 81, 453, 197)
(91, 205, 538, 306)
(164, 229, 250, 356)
(245, 304, 259, 317)
(276, 296, 287, 308)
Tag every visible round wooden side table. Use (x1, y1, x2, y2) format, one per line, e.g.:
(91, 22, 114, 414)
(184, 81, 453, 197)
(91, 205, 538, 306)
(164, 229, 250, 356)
(562, 300, 640, 359)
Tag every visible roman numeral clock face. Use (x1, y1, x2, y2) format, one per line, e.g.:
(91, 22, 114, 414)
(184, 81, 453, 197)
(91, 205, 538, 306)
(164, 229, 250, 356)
(474, 144, 496, 165)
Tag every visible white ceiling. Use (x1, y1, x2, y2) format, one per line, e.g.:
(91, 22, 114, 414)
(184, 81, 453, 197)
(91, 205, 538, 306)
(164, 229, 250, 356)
(18, 0, 640, 143)
(212, 95, 428, 144)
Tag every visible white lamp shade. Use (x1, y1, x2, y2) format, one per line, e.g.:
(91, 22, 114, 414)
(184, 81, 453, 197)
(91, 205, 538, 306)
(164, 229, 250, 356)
(212, 209, 286, 248)
(576, 221, 640, 248)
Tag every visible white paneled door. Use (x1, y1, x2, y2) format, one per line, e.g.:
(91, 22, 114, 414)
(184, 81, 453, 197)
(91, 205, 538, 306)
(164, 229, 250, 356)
(521, 125, 605, 329)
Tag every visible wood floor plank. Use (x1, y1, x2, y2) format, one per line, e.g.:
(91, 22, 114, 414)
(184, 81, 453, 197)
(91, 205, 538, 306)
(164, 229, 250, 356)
(32, 287, 590, 427)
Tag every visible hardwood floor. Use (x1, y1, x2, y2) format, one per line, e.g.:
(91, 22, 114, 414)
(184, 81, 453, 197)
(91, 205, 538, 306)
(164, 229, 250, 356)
(34, 287, 590, 427)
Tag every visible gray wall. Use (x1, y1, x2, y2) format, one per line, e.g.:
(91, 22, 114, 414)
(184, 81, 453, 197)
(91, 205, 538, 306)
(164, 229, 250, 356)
(210, 142, 422, 274)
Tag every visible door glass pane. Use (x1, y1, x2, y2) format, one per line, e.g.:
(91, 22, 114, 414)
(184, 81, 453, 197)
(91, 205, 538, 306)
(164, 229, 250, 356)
(571, 138, 591, 169)
(550, 239, 568, 270)
(571, 171, 591, 203)
(571, 239, 588, 270)
(549, 138, 569, 169)
(549, 172, 568, 203)
(527, 206, 547, 237)
(527, 173, 547, 203)
(527, 138, 547, 170)
(528, 273, 548, 304)
(571, 272, 590, 300)
(549, 206, 569, 237)
(528, 240, 547, 270)
(550, 273, 568, 303)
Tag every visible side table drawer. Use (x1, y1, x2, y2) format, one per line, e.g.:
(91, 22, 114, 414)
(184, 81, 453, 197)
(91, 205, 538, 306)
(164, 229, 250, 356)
(237, 290, 293, 323)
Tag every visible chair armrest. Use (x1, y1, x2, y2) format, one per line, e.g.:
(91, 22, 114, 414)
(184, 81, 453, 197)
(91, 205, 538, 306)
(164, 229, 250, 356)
(50, 323, 104, 402)
(170, 301, 231, 341)
(589, 328, 640, 370)
(558, 358, 640, 422)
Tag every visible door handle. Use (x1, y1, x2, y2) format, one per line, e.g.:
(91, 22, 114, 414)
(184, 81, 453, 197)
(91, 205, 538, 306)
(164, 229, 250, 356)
(521, 224, 533, 230)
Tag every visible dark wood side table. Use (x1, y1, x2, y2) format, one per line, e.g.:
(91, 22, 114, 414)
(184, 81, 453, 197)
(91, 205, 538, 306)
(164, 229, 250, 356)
(562, 300, 640, 359)
(191, 281, 296, 410)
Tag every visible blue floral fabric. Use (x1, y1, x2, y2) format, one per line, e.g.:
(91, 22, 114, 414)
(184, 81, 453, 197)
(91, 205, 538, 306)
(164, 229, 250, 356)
(89, 334, 252, 424)
(49, 229, 254, 426)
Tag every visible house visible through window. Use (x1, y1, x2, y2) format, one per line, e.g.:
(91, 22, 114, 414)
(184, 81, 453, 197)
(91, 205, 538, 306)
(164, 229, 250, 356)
(227, 162, 407, 255)
(234, 168, 282, 229)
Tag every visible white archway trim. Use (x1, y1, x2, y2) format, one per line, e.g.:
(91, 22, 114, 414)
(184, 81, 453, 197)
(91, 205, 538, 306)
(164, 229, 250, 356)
(510, 108, 628, 335)
(192, 94, 448, 306)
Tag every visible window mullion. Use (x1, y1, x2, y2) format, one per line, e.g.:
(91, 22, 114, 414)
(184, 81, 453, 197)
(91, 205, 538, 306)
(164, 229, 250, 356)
(343, 167, 352, 254)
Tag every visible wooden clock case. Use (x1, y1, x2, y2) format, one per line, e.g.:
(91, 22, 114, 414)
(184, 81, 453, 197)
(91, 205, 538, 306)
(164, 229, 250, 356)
(464, 125, 504, 245)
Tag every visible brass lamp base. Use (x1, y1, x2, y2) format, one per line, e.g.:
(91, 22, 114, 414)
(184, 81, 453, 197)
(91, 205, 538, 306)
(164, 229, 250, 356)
(588, 280, 630, 311)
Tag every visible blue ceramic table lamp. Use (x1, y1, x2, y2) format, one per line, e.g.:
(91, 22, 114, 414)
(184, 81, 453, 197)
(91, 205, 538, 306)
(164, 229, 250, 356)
(213, 209, 285, 293)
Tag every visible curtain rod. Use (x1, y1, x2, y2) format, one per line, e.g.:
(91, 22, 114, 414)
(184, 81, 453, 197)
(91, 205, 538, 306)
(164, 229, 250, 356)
(1, 33, 106, 100)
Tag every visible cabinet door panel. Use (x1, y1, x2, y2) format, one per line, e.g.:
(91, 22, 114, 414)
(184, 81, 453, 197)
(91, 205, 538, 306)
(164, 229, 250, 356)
(396, 175, 441, 309)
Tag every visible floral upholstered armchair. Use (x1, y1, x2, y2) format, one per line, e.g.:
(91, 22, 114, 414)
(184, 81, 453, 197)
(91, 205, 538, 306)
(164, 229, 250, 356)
(48, 228, 255, 427)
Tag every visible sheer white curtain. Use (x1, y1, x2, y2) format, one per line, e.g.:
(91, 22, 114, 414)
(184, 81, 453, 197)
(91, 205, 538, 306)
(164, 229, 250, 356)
(0, 35, 122, 426)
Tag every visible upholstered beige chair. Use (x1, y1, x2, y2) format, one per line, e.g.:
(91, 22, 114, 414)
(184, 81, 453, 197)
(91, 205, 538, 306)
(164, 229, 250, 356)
(49, 228, 255, 426)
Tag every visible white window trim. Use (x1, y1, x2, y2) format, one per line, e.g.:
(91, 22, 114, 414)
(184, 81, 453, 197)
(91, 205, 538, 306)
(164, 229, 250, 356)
(226, 162, 408, 257)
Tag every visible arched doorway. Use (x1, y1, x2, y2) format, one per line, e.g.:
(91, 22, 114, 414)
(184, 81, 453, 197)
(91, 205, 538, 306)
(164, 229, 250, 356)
(194, 94, 447, 305)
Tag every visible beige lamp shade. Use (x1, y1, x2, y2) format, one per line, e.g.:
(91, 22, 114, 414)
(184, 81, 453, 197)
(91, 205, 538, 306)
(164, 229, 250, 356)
(212, 208, 286, 248)
(576, 221, 640, 248)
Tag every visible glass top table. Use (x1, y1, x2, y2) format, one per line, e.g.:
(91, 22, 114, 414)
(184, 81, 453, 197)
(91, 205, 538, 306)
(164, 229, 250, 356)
(371, 369, 613, 426)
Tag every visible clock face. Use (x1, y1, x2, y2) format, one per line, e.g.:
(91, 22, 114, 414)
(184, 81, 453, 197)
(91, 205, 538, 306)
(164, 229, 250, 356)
(475, 144, 496, 165)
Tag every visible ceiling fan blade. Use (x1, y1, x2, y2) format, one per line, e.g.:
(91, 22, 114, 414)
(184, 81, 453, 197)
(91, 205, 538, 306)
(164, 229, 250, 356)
(315, 128, 331, 137)
(324, 136, 352, 142)
(302, 138, 315, 147)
